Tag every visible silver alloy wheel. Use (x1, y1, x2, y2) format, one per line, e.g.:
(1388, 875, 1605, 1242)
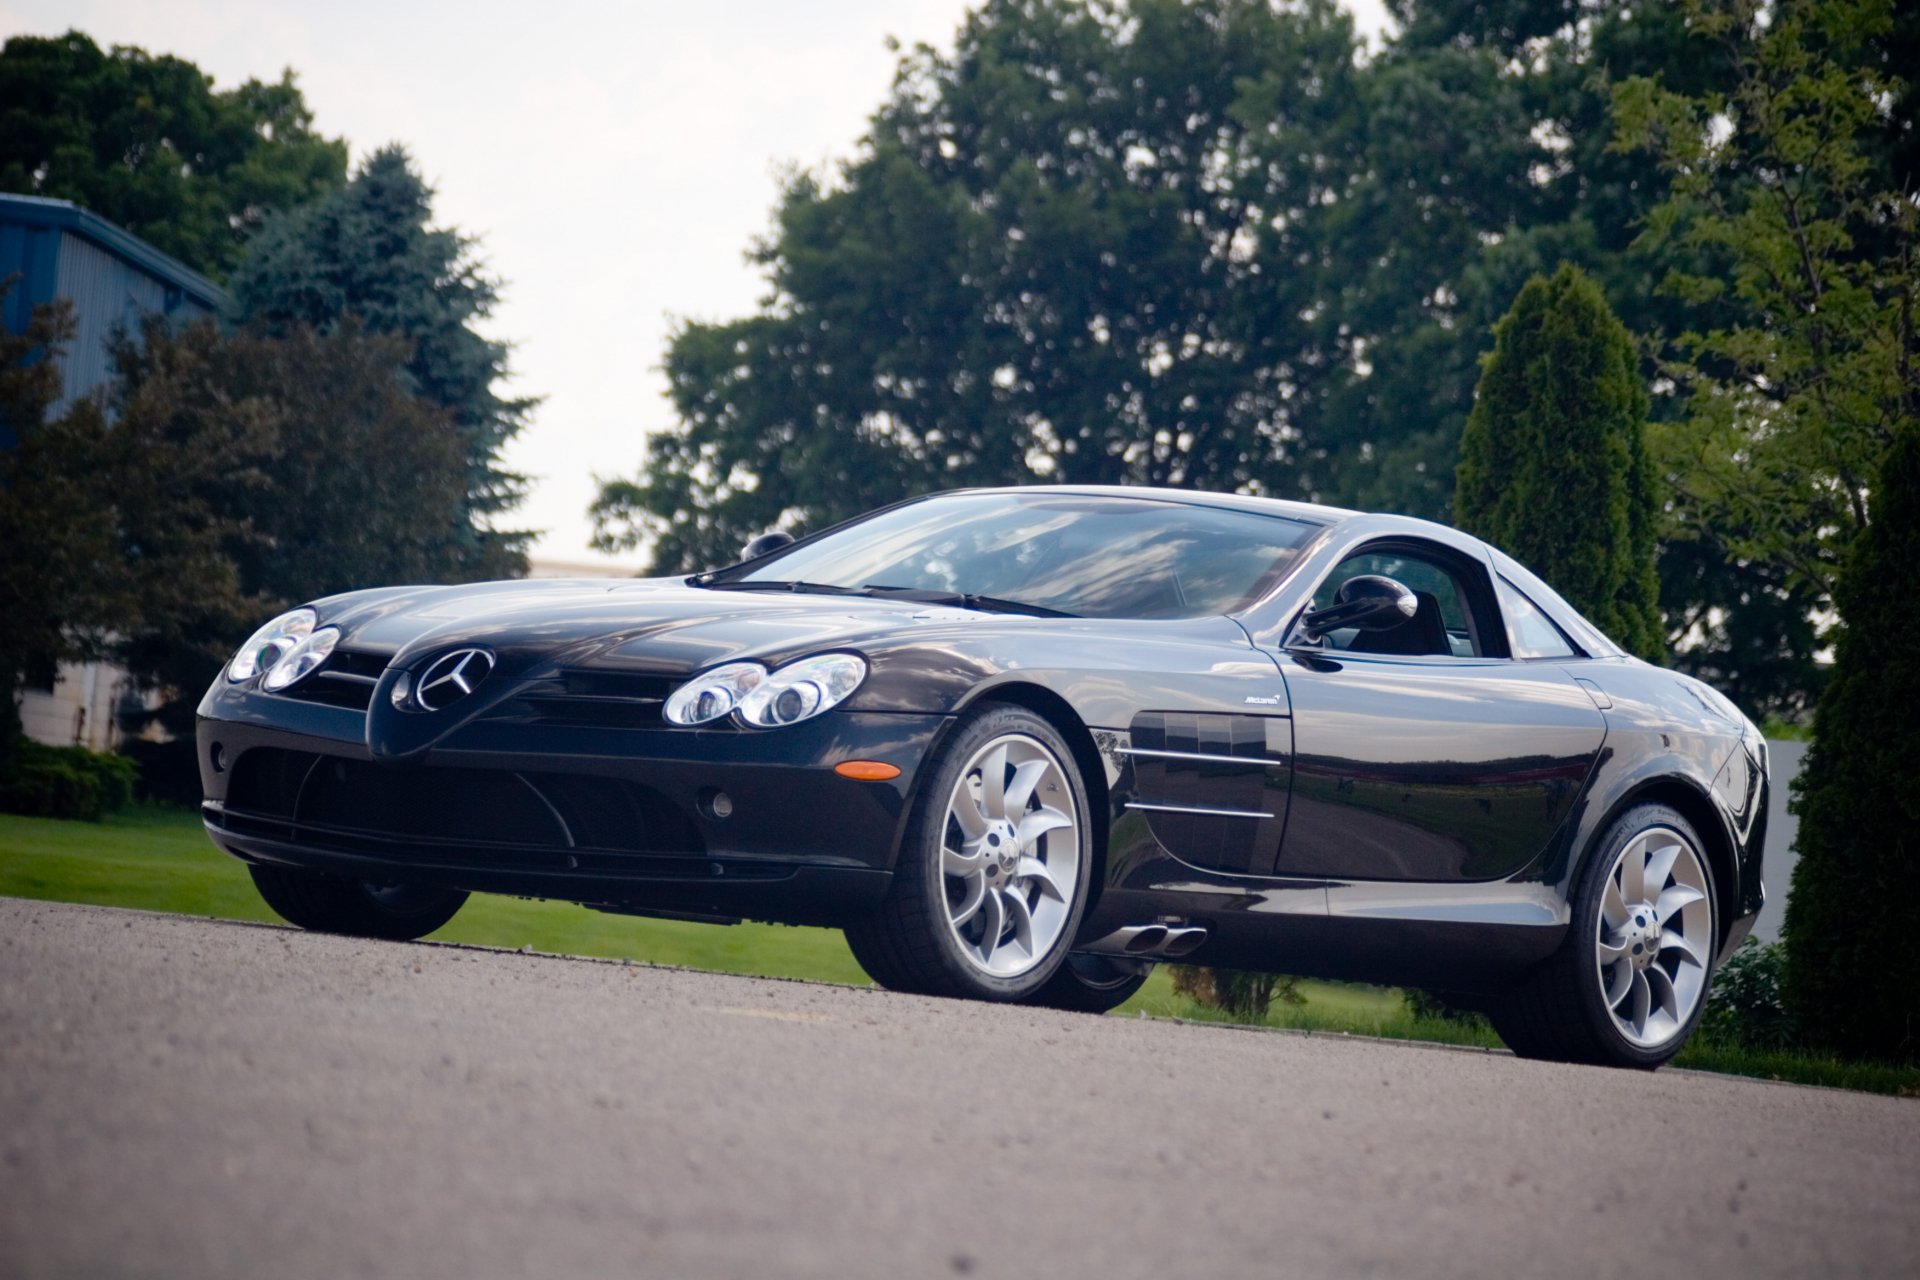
(1595, 825, 1713, 1049)
(940, 733, 1081, 978)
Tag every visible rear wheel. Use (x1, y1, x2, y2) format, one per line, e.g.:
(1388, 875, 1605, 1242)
(846, 705, 1092, 1000)
(1027, 953, 1152, 1014)
(1488, 803, 1716, 1068)
(249, 863, 467, 941)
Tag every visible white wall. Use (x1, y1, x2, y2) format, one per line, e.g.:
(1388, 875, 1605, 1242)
(1749, 739, 1807, 946)
(16, 659, 164, 754)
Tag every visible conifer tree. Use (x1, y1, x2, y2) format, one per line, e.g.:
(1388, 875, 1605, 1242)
(228, 146, 530, 574)
(1455, 265, 1664, 660)
(1783, 422, 1920, 1061)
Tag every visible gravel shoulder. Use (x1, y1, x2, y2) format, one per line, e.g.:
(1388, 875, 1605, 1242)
(2, 899, 1914, 1279)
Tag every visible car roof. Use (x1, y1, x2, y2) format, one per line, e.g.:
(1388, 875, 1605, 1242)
(961, 484, 1359, 525)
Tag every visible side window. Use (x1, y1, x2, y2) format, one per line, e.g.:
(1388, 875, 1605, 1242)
(1306, 546, 1486, 657)
(1495, 576, 1578, 659)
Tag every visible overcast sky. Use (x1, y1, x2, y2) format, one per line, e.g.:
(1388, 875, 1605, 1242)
(3, 0, 1391, 570)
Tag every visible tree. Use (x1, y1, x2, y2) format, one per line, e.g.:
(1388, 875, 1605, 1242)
(1611, 0, 1918, 604)
(228, 146, 531, 574)
(0, 290, 128, 750)
(105, 318, 490, 736)
(1455, 264, 1665, 659)
(595, 0, 1425, 572)
(0, 29, 347, 281)
(1783, 421, 1920, 1061)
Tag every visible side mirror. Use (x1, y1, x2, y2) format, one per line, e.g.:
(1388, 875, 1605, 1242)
(1297, 574, 1418, 643)
(740, 531, 795, 561)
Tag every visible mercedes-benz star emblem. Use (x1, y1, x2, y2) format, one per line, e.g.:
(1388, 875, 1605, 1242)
(413, 648, 495, 712)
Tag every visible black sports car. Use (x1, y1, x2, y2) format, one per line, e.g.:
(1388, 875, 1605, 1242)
(198, 486, 1766, 1067)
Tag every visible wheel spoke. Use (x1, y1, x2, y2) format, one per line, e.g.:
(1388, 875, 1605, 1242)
(1655, 884, 1705, 919)
(1002, 889, 1035, 956)
(1015, 856, 1065, 903)
(1016, 806, 1072, 848)
(974, 888, 1006, 963)
(1628, 970, 1652, 1037)
(1603, 955, 1634, 1007)
(1602, 878, 1629, 931)
(1659, 931, 1706, 970)
(951, 788, 989, 841)
(1645, 964, 1680, 1023)
(1642, 841, 1682, 897)
(1620, 843, 1646, 904)
(943, 845, 981, 877)
(1003, 760, 1049, 817)
(1596, 937, 1627, 966)
(949, 872, 986, 927)
(978, 743, 1011, 820)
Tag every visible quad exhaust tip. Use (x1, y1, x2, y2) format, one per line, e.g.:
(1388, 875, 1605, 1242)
(1084, 923, 1209, 959)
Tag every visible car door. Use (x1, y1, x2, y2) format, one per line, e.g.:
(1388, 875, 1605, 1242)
(1269, 539, 1607, 883)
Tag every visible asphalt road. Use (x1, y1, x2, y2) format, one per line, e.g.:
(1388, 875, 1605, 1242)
(2, 900, 1914, 1279)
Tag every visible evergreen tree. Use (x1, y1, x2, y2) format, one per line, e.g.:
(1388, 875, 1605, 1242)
(1783, 422, 1920, 1062)
(1455, 265, 1664, 659)
(227, 146, 530, 575)
(0, 30, 346, 280)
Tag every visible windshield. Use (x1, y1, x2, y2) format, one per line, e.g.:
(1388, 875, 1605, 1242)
(724, 492, 1319, 620)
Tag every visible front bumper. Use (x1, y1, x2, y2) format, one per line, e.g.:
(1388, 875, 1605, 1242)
(198, 691, 950, 927)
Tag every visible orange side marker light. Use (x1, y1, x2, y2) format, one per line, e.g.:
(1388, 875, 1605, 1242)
(834, 760, 901, 781)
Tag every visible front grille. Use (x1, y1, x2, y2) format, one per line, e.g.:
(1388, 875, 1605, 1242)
(484, 669, 680, 729)
(223, 747, 706, 861)
(278, 648, 388, 711)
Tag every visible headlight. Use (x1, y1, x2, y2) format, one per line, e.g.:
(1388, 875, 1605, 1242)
(261, 627, 340, 692)
(737, 653, 868, 728)
(663, 661, 768, 725)
(226, 608, 316, 682)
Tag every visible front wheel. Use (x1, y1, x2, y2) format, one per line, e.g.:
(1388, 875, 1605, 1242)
(1488, 803, 1717, 1068)
(846, 705, 1093, 1001)
(249, 863, 468, 941)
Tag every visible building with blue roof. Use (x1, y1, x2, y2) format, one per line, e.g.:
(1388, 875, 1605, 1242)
(1, 192, 227, 423)
(1, 192, 226, 750)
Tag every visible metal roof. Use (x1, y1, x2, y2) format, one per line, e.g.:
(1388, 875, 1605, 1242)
(0, 192, 226, 312)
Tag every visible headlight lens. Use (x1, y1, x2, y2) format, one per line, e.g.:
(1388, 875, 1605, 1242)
(261, 627, 340, 692)
(738, 653, 868, 728)
(663, 661, 768, 725)
(226, 608, 316, 683)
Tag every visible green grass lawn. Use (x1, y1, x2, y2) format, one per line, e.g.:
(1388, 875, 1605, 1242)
(4, 806, 1913, 1096)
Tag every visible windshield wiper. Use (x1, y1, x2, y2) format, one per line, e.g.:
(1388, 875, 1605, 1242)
(857, 584, 1078, 618)
(695, 579, 863, 596)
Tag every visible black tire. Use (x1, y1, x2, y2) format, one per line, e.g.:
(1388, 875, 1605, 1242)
(249, 863, 468, 941)
(846, 704, 1094, 1001)
(1027, 953, 1152, 1014)
(1488, 803, 1718, 1068)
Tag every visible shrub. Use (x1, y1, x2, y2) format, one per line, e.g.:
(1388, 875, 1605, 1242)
(1170, 966, 1303, 1021)
(1700, 938, 1800, 1052)
(120, 738, 206, 807)
(0, 738, 138, 821)
(1401, 988, 1490, 1026)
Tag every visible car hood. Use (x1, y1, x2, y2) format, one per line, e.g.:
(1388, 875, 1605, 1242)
(312, 576, 1048, 676)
